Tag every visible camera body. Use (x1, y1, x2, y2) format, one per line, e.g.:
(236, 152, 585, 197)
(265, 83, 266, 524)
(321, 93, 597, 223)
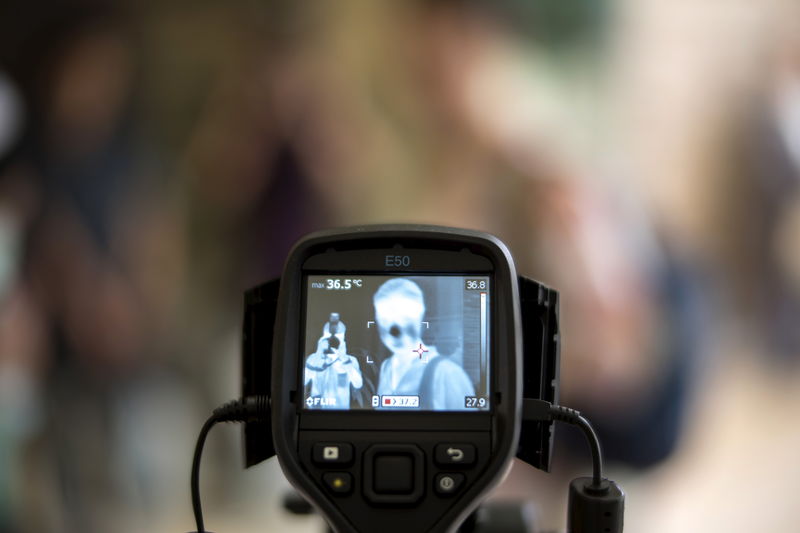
(241, 225, 559, 533)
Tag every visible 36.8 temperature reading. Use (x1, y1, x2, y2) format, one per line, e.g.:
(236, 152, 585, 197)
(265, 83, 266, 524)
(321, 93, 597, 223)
(464, 396, 488, 408)
(465, 279, 488, 290)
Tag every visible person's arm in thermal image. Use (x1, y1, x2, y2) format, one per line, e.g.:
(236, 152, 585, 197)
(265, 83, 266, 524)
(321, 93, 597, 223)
(431, 359, 475, 410)
(304, 364, 316, 386)
(333, 349, 363, 389)
(304, 337, 329, 385)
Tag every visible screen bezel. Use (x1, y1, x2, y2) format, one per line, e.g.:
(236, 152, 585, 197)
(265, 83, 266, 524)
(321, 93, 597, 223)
(298, 272, 494, 414)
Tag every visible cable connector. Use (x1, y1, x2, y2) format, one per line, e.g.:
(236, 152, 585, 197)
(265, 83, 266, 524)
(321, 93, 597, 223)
(213, 395, 270, 423)
(521, 398, 581, 423)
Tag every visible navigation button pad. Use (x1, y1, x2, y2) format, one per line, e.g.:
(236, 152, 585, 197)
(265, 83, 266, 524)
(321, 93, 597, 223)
(363, 444, 424, 505)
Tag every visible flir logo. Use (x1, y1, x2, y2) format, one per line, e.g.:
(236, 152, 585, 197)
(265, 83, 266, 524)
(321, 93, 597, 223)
(306, 397, 337, 407)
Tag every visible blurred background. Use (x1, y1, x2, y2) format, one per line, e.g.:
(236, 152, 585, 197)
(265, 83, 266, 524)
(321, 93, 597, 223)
(1, 0, 799, 532)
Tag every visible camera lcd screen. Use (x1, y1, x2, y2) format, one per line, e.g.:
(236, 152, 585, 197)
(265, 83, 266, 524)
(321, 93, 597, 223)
(302, 275, 491, 412)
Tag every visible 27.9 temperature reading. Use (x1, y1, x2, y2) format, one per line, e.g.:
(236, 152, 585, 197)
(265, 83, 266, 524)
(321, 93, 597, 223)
(464, 396, 488, 408)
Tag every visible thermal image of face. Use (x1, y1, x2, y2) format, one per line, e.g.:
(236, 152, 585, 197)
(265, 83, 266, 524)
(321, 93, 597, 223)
(373, 278, 426, 357)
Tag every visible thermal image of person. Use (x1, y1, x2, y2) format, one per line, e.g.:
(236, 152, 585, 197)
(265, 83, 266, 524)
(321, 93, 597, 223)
(373, 279, 474, 410)
(304, 333, 363, 409)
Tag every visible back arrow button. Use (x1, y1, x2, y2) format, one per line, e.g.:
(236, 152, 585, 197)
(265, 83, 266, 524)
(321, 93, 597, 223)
(435, 443, 476, 466)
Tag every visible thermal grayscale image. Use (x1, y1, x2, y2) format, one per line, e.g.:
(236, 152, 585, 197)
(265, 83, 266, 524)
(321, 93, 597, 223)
(303, 275, 490, 411)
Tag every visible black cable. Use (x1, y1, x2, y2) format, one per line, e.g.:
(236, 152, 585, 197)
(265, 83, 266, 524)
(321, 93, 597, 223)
(521, 399, 603, 487)
(192, 413, 221, 532)
(572, 414, 602, 486)
(190, 396, 270, 533)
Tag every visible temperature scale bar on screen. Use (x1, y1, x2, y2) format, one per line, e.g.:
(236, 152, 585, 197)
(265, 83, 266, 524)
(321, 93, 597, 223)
(480, 291, 487, 378)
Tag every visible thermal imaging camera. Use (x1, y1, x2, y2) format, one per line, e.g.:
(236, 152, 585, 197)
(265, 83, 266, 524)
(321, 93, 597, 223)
(239, 225, 561, 533)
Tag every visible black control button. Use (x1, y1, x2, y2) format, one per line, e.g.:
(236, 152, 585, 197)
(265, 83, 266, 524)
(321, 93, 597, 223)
(363, 444, 424, 505)
(373, 455, 414, 494)
(434, 444, 476, 466)
(323, 472, 353, 495)
(313, 443, 354, 466)
(434, 473, 465, 495)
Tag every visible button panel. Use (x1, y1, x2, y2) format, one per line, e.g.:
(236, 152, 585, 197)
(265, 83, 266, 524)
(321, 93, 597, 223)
(297, 430, 491, 523)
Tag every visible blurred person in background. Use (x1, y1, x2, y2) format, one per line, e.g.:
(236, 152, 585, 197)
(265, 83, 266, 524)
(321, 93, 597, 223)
(765, 35, 800, 361)
(725, 32, 800, 363)
(216, 2, 705, 521)
(0, 66, 40, 533)
(391, 4, 708, 527)
(0, 4, 189, 531)
(174, 3, 701, 527)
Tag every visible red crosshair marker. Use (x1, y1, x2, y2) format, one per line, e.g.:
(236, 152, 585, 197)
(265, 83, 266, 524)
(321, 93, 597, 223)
(412, 344, 429, 360)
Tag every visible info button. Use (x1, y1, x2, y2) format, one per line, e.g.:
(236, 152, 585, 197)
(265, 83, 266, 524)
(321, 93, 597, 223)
(435, 473, 465, 496)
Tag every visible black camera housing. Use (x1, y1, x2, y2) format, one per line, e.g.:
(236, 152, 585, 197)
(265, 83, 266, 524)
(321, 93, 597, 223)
(241, 225, 559, 533)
